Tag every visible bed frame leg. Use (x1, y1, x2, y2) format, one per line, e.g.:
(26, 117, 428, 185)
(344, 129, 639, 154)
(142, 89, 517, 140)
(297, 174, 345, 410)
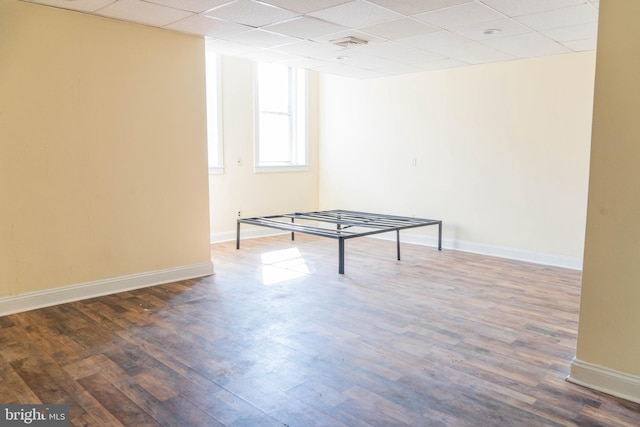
(438, 222, 442, 251)
(291, 217, 295, 241)
(338, 238, 345, 274)
(397, 230, 401, 260)
(236, 221, 240, 250)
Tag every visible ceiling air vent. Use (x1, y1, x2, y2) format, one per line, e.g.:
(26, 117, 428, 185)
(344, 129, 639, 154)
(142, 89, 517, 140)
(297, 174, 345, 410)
(330, 36, 368, 48)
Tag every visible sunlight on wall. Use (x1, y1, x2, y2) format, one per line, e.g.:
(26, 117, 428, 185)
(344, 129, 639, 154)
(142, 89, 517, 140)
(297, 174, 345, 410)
(260, 248, 310, 285)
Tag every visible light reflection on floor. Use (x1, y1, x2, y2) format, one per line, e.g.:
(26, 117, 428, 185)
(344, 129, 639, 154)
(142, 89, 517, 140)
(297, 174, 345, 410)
(260, 247, 311, 285)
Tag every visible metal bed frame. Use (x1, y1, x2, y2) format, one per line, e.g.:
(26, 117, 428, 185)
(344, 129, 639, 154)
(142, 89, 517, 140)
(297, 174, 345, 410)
(236, 209, 442, 274)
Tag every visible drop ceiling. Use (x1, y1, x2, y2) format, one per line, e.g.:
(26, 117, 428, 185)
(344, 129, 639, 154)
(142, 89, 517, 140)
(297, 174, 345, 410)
(21, 0, 600, 79)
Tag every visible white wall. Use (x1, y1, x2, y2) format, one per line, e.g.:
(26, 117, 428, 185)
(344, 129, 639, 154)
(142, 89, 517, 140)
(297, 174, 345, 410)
(318, 52, 596, 268)
(209, 56, 320, 241)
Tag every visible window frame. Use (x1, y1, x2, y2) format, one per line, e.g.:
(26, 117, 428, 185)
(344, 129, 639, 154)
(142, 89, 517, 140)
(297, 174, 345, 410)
(254, 62, 308, 173)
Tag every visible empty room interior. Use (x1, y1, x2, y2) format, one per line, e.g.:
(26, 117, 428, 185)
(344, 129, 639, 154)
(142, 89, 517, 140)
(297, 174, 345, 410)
(2, 0, 640, 425)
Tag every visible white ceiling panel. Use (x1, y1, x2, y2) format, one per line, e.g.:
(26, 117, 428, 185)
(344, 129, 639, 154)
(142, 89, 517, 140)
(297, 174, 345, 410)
(274, 40, 344, 60)
(421, 58, 469, 70)
(429, 40, 514, 63)
(482, 32, 571, 58)
(449, 18, 531, 41)
(515, 4, 598, 32)
(21, 0, 114, 13)
(373, 62, 423, 76)
(145, 0, 232, 14)
(414, 2, 505, 29)
(349, 40, 423, 60)
(313, 63, 387, 79)
(96, 0, 192, 26)
(224, 29, 300, 48)
(359, 18, 439, 40)
(203, 0, 299, 27)
(259, 0, 351, 14)
(262, 16, 346, 39)
(480, 0, 587, 18)
(562, 38, 597, 52)
(398, 50, 448, 67)
(399, 31, 469, 50)
(308, 0, 402, 28)
(367, 0, 473, 16)
(22, 0, 600, 79)
(542, 22, 598, 43)
(165, 15, 251, 37)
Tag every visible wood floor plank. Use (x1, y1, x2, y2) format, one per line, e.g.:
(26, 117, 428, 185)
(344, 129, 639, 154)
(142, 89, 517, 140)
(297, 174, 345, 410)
(1, 235, 639, 426)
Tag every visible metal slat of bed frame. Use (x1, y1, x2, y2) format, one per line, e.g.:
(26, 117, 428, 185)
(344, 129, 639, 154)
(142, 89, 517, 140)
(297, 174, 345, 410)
(236, 209, 442, 274)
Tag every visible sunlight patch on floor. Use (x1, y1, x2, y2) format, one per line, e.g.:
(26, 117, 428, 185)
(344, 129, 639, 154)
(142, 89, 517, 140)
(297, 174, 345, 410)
(260, 247, 310, 285)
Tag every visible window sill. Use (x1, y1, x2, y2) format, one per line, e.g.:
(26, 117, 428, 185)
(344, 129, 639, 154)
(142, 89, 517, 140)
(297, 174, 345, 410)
(254, 165, 309, 173)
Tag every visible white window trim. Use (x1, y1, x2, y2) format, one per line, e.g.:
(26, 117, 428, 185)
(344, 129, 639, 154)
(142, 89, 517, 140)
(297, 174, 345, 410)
(206, 49, 224, 175)
(254, 63, 309, 173)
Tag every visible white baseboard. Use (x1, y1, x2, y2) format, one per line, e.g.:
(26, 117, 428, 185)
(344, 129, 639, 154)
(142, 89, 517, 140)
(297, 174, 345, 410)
(214, 226, 583, 270)
(371, 232, 582, 270)
(568, 358, 640, 404)
(211, 227, 287, 244)
(0, 261, 214, 317)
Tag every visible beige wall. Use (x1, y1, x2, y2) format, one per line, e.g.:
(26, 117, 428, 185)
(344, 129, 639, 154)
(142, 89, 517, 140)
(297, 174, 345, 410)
(318, 52, 595, 266)
(209, 56, 319, 238)
(0, 1, 211, 297)
(576, 0, 640, 376)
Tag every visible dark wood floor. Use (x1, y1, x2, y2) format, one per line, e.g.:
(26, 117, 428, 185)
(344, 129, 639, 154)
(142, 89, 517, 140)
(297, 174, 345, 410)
(1, 235, 639, 426)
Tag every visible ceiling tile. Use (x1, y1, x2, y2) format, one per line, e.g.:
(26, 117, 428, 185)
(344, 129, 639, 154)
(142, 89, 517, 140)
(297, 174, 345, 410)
(373, 62, 423, 76)
(315, 64, 387, 79)
(480, 0, 587, 18)
(204, 38, 262, 55)
(337, 54, 400, 70)
(203, 0, 299, 27)
(223, 29, 300, 48)
(308, 0, 402, 28)
(482, 32, 571, 58)
(419, 58, 468, 70)
(562, 38, 597, 52)
(96, 0, 192, 26)
(398, 31, 468, 50)
(515, 4, 598, 32)
(21, 0, 601, 79)
(165, 15, 251, 37)
(350, 41, 425, 62)
(427, 40, 479, 57)
(21, 0, 114, 12)
(367, 0, 473, 16)
(274, 40, 344, 60)
(542, 22, 598, 43)
(145, 0, 233, 14)
(457, 46, 515, 65)
(449, 18, 532, 41)
(396, 49, 447, 67)
(259, 0, 352, 14)
(359, 18, 439, 40)
(262, 16, 347, 39)
(414, 2, 506, 29)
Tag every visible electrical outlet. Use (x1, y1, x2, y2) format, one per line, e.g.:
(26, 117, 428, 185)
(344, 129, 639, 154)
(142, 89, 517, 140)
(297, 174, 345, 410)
(411, 157, 417, 167)
(237, 211, 241, 217)
(237, 156, 242, 166)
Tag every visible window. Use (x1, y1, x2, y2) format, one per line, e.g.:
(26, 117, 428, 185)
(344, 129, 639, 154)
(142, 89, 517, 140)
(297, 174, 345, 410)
(255, 62, 308, 172)
(205, 43, 223, 174)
